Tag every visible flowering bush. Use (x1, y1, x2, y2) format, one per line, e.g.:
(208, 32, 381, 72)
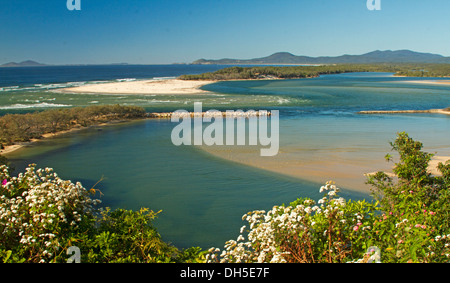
(1, 132, 448, 263)
(208, 132, 450, 263)
(206, 182, 377, 263)
(0, 164, 204, 263)
(366, 132, 450, 262)
(0, 164, 99, 262)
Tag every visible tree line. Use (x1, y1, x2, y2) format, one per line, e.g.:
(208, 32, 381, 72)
(0, 105, 147, 147)
(178, 63, 450, 81)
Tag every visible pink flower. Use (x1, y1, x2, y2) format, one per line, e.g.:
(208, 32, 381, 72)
(353, 226, 359, 231)
(1, 179, 6, 186)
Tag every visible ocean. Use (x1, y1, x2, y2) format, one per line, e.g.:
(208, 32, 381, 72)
(2, 65, 450, 249)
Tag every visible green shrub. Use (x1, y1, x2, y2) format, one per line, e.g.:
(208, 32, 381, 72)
(207, 132, 450, 263)
(0, 164, 204, 263)
(0, 105, 147, 146)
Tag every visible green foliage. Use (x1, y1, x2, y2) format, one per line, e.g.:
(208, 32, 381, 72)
(0, 105, 147, 146)
(81, 208, 205, 263)
(0, 164, 204, 263)
(179, 63, 450, 81)
(366, 132, 450, 262)
(209, 132, 450, 263)
(207, 182, 379, 263)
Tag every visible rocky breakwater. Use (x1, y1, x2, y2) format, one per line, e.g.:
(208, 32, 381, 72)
(147, 110, 272, 119)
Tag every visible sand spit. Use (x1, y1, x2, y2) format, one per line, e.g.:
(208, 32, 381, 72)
(55, 79, 216, 95)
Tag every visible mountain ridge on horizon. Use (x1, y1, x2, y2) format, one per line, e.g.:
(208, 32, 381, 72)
(192, 50, 450, 65)
(3, 50, 450, 67)
(0, 60, 48, 67)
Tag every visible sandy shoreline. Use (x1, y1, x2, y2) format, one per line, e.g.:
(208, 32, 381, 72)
(358, 108, 450, 115)
(54, 79, 216, 95)
(1, 129, 84, 156)
(403, 80, 450, 86)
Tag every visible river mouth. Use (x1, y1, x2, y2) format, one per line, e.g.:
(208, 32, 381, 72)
(4, 71, 450, 249)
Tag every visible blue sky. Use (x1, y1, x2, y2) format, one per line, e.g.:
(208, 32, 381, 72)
(1, 0, 450, 64)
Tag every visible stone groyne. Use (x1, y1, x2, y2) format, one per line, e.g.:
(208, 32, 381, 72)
(147, 110, 272, 119)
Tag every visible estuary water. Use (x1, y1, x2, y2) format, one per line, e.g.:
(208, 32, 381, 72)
(2, 65, 450, 249)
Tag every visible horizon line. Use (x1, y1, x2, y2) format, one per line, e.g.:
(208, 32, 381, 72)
(2, 48, 450, 66)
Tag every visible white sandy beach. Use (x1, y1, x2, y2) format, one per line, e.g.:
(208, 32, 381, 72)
(55, 79, 216, 95)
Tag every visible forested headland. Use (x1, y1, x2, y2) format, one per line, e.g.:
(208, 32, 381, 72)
(178, 63, 450, 81)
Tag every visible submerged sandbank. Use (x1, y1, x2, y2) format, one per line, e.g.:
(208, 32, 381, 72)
(198, 145, 449, 193)
(198, 145, 389, 193)
(403, 80, 450, 86)
(55, 79, 216, 95)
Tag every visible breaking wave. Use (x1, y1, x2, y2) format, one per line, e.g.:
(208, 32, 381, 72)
(0, 102, 72, 110)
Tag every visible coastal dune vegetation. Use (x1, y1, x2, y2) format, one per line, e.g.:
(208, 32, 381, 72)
(0, 132, 449, 263)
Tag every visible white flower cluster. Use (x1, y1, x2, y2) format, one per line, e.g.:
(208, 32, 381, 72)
(430, 234, 450, 259)
(0, 164, 101, 262)
(207, 182, 348, 263)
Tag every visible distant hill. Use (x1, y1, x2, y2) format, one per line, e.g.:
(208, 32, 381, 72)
(0, 60, 47, 67)
(192, 50, 450, 65)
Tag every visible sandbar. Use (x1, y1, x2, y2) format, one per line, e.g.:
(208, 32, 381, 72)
(54, 79, 216, 95)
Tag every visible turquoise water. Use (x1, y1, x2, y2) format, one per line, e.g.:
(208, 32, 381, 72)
(0, 64, 287, 114)
(8, 119, 359, 249)
(3, 68, 450, 249)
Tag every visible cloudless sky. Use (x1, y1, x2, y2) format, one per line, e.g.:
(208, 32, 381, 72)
(1, 0, 450, 64)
